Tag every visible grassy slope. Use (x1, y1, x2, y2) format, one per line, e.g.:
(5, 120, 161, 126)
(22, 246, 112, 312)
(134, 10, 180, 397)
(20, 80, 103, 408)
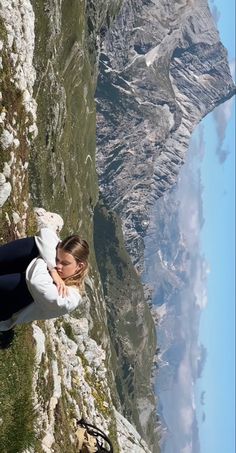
(94, 199, 159, 451)
(0, 327, 36, 453)
(31, 0, 98, 239)
(25, 2, 118, 450)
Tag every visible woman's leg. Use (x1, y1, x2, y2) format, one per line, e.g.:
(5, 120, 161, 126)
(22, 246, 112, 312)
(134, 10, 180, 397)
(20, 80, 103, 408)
(0, 237, 38, 275)
(0, 273, 34, 321)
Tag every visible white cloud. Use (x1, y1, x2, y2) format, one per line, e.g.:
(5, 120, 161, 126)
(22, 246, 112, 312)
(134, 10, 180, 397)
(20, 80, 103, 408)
(177, 196, 201, 249)
(229, 59, 235, 82)
(210, 4, 221, 25)
(180, 405, 194, 434)
(196, 123, 206, 161)
(181, 443, 193, 453)
(193, 258, 209, 310)
(212, 96, 234, 164)
(178, 355, 192, 389)
(220, 97, 234, 123)
(177, 355, 195, 431)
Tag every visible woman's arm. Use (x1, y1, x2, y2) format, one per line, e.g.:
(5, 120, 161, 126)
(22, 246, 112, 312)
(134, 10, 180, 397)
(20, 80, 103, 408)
(34, 228, 60, 270)
(49, 268, 68, 297)
(26, 258, 81, 314)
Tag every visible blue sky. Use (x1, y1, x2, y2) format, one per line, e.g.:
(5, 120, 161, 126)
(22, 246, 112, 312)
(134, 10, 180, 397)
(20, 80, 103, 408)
(197, 0, 235, 452)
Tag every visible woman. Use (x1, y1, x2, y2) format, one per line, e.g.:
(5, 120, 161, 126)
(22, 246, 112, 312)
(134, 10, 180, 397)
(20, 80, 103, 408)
(0, 228, 89, 331)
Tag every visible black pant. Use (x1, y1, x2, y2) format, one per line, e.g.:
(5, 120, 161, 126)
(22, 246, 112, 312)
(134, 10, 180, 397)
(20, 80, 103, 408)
(0, 237, 39, 321)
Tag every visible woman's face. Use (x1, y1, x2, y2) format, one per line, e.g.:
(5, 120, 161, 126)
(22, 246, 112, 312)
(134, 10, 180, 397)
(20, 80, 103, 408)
(56, 248, 83, 279)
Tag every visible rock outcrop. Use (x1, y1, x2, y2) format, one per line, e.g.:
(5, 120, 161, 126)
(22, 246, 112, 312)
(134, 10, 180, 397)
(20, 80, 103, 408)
(0, 0, 37, 238)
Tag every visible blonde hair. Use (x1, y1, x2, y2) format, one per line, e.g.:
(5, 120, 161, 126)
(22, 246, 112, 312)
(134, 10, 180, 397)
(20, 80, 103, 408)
(57, 235, 89, 292)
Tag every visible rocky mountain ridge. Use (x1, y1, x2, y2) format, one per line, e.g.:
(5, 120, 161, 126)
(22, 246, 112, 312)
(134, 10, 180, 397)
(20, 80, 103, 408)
(96, 0, 235, 268)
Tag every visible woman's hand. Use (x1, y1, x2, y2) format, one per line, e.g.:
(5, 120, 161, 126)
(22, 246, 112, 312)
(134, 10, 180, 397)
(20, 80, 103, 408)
(49, 268, 68, 297)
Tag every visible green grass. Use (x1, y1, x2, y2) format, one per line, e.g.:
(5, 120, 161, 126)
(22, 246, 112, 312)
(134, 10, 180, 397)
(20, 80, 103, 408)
(30, 0, 98, 242)
(0, 326, 36, 453)
(62, 320, 77, 342)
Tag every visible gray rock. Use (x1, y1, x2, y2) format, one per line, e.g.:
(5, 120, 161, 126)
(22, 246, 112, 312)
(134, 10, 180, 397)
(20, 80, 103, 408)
(0, 180, 11, 207)
(34, 207, 64, 234)
(0, 129, 14, 149)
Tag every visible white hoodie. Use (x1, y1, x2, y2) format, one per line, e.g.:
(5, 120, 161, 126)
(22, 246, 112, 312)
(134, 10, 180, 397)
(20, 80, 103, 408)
(0, 228, 82, 331)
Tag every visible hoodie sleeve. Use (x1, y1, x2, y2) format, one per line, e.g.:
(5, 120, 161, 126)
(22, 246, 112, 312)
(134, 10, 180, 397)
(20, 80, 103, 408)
(26, 257, 81, 314)
(34, 227, 60, 270)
